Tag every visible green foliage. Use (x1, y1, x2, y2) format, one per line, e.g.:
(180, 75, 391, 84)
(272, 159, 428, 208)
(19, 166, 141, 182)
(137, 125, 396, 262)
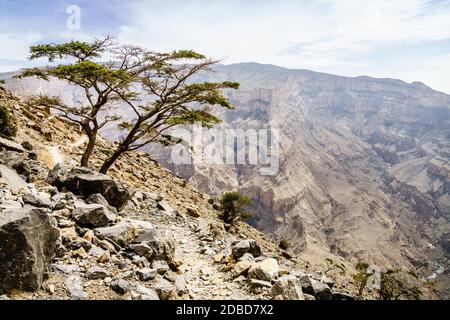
(28, 39, 111, 62)
(352, 261, 423, 300)
(324, 258, 347, 276)
(164, 110, 222, 128)
(379, 269, 422, 300)
(352, 262, 371, 297)
(0, 104, 17, 139)
(171, 50, 206, 60)
(218, 191, 252, 225)
(279, 239, 290, 250)
(18, 37, 240, 172)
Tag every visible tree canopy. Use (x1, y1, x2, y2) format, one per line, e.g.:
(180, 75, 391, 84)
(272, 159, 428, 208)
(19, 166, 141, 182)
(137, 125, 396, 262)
(18, 37, 239, 172)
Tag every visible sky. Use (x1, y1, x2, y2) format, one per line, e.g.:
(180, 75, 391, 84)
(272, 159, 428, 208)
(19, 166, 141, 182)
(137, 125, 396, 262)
(0, 0, 449, 93)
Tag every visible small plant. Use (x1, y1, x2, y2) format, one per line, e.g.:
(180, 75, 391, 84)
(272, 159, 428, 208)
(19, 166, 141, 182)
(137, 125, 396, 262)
(378, 269, 422, 300)
(324, 258, 346, 276)
(279, 239, 290, 250)
(352, 261, 370, 297)
(218, 191, 252, 225)
(0, 104, 17, 139)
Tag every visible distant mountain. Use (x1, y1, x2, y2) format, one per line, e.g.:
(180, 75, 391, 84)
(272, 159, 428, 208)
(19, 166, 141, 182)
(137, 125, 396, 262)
(2, 63, 449, 296)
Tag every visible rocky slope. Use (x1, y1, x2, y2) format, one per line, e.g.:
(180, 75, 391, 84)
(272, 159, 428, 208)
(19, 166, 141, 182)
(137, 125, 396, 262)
(2, 62, 449, 297)
(0, 86, 361, 300)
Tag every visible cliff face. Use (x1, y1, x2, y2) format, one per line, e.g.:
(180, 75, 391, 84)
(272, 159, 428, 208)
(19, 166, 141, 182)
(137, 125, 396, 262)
(4, 86, 358, 301)
(2, 63, 449, 294)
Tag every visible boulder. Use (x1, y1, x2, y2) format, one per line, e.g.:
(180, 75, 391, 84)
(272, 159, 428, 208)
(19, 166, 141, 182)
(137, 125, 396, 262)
(95, 222, 137, 246)
(137, 268, 158, 281)
(0, 207, 59, 293)
(72, 203, 116, 228)
(66, 274, 87, 300)
(238, 253, 255, 263)
(297, 272, 314, 295)
(152, 260, 170, 275)
(232, 240, 262, 260)
(0, 137, 25, 153)
(137, 285, 159, 300)
(332, 290, 355, 300)
(130, 220, 157, 243)
(157, 200, 175, 214)
(110, 279, 129, 294)
(46, 163, 68, 189)
(249, 279, 272, 289)
(22, 193, 52, 209)
(85, 193, 118, 215)
(154, 278, 177, 300)
(175, 276, 187, 295)
(62, 167, 131, 210)
(311, 279, 332, 300)
(0, 164, 30, 193)
(130, 243, 153, 259)
(271, 275, 304, 300)
(233, 260, 252, 277)
(248, 258, 279, 282)
(52, 263, 81, 274)
(85, 267, 111, 280)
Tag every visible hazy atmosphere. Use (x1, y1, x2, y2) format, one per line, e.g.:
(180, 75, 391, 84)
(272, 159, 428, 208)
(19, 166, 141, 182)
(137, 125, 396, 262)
(1, 0, 450, 93)
(0, 0, 449, 307)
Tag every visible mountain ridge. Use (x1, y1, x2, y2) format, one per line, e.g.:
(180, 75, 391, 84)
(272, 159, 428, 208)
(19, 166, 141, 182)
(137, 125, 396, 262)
(1, 62, 449, 297)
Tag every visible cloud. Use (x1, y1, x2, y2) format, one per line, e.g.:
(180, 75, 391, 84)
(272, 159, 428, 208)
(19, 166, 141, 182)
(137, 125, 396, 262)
(0, 0, 449, 93)
(114, 0, 450, 92)
(0, 32, 42, 61)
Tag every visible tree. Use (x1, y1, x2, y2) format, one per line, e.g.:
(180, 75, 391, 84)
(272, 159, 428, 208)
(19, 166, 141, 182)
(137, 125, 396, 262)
(18, 37, 152, 167)
(218, 191, 252, 225)
(0, 103, 17, 139)
(279, 239, 290, 250)
(378, 269, 422, 300)
(98, 50, 239, 173)
(352, 262, 370, 297)
(324, 258, 346, 276)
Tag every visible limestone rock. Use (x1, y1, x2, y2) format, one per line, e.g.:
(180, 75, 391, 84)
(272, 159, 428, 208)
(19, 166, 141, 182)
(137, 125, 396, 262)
(46, 163, 68, 189)
(85, 267, 111, 280)
(137, 285, 159, 300)
(72, 203, 116, 228)
(0, 137, 25, 153)
(154, 278, 177, 300)
(0, 164, 30, 193)
(152, 260, 170, 275)
(95, 222, 136, 246)
(110, 279, 130, 294)
(270, 275, 304, 300)
(311, 279, 332, 300)
(248, 258, 279, 282)
(63, 167, 131, 210)
(22, 193, 52, 209)
(136, 268, 157, 281)
(0, 207, 59, 293)
(232, 240, 262, 260)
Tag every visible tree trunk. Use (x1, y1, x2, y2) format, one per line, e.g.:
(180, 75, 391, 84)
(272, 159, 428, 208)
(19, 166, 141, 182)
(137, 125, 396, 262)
(99, 147, 125, 174)
(80, 133, 96, 167)
(99, 118, 143, 174)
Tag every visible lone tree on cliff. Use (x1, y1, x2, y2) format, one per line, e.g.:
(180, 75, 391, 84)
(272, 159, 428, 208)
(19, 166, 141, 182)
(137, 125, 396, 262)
(18, 37, 239, 173)
(98, 51, 239, 173)
(17, 36, 136, 166)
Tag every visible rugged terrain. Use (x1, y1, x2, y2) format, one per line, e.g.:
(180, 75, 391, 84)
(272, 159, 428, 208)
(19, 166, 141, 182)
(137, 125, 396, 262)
(1, 62, 449, 297)
(0, 86, 360, 300)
